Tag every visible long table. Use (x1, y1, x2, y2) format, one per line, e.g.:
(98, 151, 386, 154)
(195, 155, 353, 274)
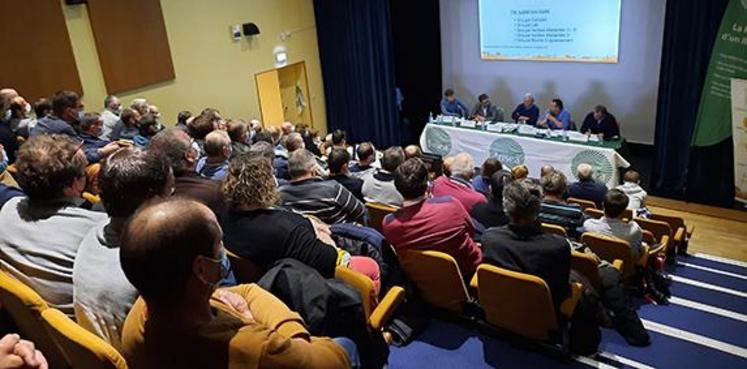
(419, 123, 630, 188)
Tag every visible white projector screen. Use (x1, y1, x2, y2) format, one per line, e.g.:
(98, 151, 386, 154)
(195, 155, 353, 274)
(479, 0, 622, 63)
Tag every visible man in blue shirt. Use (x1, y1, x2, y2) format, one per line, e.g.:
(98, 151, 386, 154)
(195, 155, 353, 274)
(440, 89, 469, 117)
(538, 99, 572, 130)
(77, 113, 122, 163)
(568, 163, 608, 208)
(30, 90, 82, 137)
(511, 93, 540, 126)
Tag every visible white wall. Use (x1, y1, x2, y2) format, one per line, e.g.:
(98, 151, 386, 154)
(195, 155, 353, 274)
(439, 0, 666, 144)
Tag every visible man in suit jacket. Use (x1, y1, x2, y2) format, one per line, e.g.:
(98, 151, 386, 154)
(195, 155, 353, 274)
(471, 94, 505, 122)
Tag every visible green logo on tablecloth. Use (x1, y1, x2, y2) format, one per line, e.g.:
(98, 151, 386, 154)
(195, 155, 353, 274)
(489, 138, 525, 168)
(424, 127, 452, 156)
(571, 150, 614, 183)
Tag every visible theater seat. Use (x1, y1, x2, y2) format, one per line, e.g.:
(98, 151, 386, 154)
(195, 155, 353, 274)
(567, 197, 597, 210)
(541, 223, 568, 238)
(42, 308, 128, 369)
(571, 251, 623, 291)
(397, 250, 472, 313)
(82, 192, 101, 204)
(335, 267, 405, 331)
(584, 208, 604, 219)
(581, 233, 640, 281)
(473, 264, 582, 344)
(0, 270, 67, 369)
(365, 202, 398, 232)
(635, 218, 671, 256)
(226, 250, 265, 283)
(649, 213, 692, 253)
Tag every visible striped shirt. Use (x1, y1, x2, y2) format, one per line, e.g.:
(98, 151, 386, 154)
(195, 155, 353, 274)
(279, 177, 366, 224)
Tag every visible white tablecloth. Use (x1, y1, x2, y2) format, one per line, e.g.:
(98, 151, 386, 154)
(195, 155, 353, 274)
(420, 123, 630, 187)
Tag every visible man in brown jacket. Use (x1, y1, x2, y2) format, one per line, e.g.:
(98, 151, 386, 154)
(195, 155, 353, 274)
(120, 198, 351, 369)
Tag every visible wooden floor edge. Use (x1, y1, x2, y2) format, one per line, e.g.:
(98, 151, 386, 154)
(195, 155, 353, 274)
(648, 196, 747, 223)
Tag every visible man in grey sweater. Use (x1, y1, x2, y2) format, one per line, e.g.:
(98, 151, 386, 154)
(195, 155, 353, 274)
(0, 135, 107, 317)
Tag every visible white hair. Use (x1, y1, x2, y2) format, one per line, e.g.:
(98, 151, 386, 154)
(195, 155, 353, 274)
(130, 98, 148, 109)
(450, 153, 475, 179)
(524, 93, 534, 99)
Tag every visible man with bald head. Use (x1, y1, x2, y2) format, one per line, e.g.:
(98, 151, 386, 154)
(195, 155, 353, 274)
(281, 121, 294, 136)
(404, 145, 422, 160)
(120, 199, 351, 369)
(540, 165, 555, 178)
(511, 93, 540, 126)
(196, 130, 232, 181)
(431, 152, 486, 212)
(568, 163, 608, 208)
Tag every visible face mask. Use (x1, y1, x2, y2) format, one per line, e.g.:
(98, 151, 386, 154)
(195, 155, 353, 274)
(2, 110, 10, 121)
(77, 110, 85, 122)
(24, 103, 31, 115)
(196, 249, 230, 287)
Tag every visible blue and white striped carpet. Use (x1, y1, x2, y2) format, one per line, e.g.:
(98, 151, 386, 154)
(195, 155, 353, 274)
(389, 253, 747, 369)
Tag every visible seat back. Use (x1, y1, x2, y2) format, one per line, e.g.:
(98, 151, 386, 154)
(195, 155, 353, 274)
(649, 213, 685, 231)
(571, 251, 602, 291)
(226, 250, 265, 283)
(567, 197, 597, 210)
(475, 264, 558, 340)
(635, 218, 672, 253)
(581, 233, 635, 279)
(398, 250, 470, 313)
(42, 308, 128, 369)
(541, 223, 568, 238)
(583, 208, 604, 219)
(336, 267, 377, 319)
(0, 270, 67, 368)
(621, 209, 634, 222)
(365, 202, 398, 232)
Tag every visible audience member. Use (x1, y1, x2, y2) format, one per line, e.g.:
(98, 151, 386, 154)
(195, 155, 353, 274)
(226, 119, 251, 158)
(584, 189, 643, 261)
(280, 149, 365, 224)
(568, 163, 608, 208)
(350, 142, 376, 179)
(187, 113, 216, 154)
(382, 158, 482, 277)
(7, 95, 30, 133)
(470, 170, 512, 230)
(129, 98, 149, 116)
(511, 93, 540, 126)
(538, 170, 586, 238)
(362, 146, 405, 207)
(296, 123, 322, 156)
(538, 98, 571, 130)
(616, 170, 648, 211)
(404, 145, 422, 160)
(481, 179, 570, 308)
(281, 121, 294, 137)
(470, 93, 504, 122)
(580, 105, 620, 140)
(440, 88, 469, 117)
(431, 153, 486, 212)
(196, 130, 232, 181)
(148, 128, 225, 216)
(540, 164, 555, 178)
(119, 199, 351, 369)
(511, 164, 529, 180)
(472, 157, 503, 195)
(30, 90, 82, 137)
(133, 113, 161, 147)
(247, 141, 275, 162)
(73, 148, 174, 349)
(100, 95, 121, 140)
(0, 183, 23, 209)
(16, 98, 52, 138)
(110, 108, 141, 141)
(176, 110, 192, 131)
(77, 113, 121, 163)
(0, 98, 19, 164)
(0, 135, 107, 317)
(326, 148, 364, 201)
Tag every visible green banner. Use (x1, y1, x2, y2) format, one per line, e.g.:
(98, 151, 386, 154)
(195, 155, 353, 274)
(692, 0, 747, 147)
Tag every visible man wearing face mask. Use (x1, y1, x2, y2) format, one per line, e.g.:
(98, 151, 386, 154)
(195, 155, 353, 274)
(7, 96, 32, 133)
(100, 95, 121, 140)
(120, 199, 353, 369)
(76, 113, 123, 164)
(30, 90, 83, 137)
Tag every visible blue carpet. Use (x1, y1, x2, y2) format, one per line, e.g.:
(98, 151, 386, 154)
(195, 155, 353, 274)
(389, 254, 747, 369)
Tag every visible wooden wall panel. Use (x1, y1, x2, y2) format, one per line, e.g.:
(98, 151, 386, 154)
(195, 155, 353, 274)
(0, 0, 82, 101)
(86, 0, 175, 94)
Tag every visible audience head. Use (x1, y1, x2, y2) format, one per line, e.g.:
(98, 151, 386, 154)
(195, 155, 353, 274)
(381, 146, 406, 173)
(503, 179, 543, 224)
(331, 129, 346, 146)
(33, 98, 52, 119)
(394, 158, 429, 200)
(104, 95, 121, 114)
(120, 108, 141, 128)
(149, 128, 198, 175)
(523, 93, 534, 107)
(541, 170, 568, 199)
(404, 145, 423, 160)
(356, 142, 376, 165)
(187, 114, 215, 140)
(130, 98, 149, 116)
(148, 105, 161, 120)
(203, 130, 232, 160)
(478, 93, 490, 106)
(442, 156, 455, 177)
(489, 170, 512, 202)
(576, 163, 594, 182)
(288, 149, 318, 180)
(15, 134, 87, 201)
(444, 88, 456, 102)
(99, 148, 173, 218)
(78, 112, 103, 137)
(266, 126, 281, 145)
(550, 98, 564, 115)
(224, 155, 279, 209)
(138, 113, 160, 137)
(540, 165, 555, 178)
(120, 199, 225, 306)
(226, 119, 249, 143)
(177, 110, 192, 127)
(624, 170, 640, 184)
(328, 148, 352, 175)
(9, 96, 29, 119)
(247, 141, 275, 162)
(52, 90, 84, 123)
(593, 105, 608, 121)
(450, 153, 475, 180)
(253, 131, 274, 145)
(281, 121, 294, 135)
(284, 132, 305, 153)
(511, 164, 529, 180)
(603, 189, 629, 219)
(0, 88, 18, 101)
(481, 158, 502, 179)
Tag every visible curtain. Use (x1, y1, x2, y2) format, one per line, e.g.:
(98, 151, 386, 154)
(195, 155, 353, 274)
(651, 0, 731, 203)
(313, 0, 401, 148)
